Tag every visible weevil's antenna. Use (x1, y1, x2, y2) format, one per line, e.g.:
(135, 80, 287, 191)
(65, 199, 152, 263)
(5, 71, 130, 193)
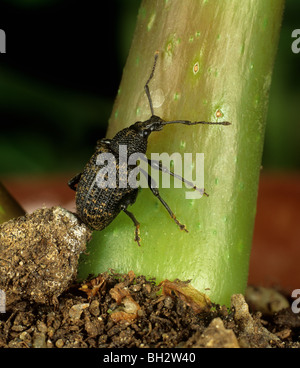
(161, 120, 231, 126)
(144, 51, 159, 116)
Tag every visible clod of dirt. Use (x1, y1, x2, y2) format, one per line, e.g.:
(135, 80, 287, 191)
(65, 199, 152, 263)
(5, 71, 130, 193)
(0, 206, 92, 307)
(184, 317, 239, 348)
(231, 293, 280, 348)
(245, 286, 290, 315)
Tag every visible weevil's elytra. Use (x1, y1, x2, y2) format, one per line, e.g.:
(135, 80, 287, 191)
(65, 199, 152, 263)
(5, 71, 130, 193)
(68, 51, 230, 246)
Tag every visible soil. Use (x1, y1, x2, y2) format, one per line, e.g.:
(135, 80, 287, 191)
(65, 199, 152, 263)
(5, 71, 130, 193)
(1, 271, 299, 348)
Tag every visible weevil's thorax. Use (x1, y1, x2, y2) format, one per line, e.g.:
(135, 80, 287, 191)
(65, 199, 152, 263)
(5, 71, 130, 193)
(110, 125, 148, 156)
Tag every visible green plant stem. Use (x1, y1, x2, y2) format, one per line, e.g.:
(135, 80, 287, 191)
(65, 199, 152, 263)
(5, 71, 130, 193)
(78, 0, 285, 306)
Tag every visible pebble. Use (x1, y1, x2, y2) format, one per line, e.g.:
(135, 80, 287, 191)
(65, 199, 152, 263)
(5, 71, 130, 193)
(245, 286, 289, 315)
(32, 332, 47, 348)
(55, 338, 64, 348)
(69, 303, 90, 320)
(200, 318, 240, 348)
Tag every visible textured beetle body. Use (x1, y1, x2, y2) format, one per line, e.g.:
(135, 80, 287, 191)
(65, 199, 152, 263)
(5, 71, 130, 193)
(74, 115, 165, 231)
(74, 147, 136, 231)
(69, 53, 230, 246)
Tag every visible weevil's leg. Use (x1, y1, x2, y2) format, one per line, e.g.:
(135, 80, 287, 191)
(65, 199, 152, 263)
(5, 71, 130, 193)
(147, 158, 209, 197)
(68, 173, 82, 191)
(139, 168, 188, 232)
(152, 186, 188, 232)
(136, 153, 208, 196)
(121, 206, 141, 247)
(144, 51, 159, 116)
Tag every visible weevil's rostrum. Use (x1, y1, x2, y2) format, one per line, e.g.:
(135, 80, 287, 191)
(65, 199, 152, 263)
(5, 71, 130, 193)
(68, 52, 230, 246)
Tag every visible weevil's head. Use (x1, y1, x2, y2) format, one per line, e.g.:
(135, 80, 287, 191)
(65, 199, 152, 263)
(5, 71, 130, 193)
(110, 115, 166, 156)
(124, 115, 166, 154)
(132, 115, 165, 138)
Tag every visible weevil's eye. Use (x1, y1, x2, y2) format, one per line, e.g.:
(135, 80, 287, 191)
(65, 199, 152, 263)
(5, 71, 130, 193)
(137, 129, 149, 139)
(135, 127, 149, 139)
(142, 130, 150, 138)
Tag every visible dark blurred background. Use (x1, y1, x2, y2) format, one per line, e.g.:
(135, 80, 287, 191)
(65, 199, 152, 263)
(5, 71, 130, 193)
(0, 0, 141, 175)
(0, 0, 300, 175)
(0, 0, 299, 291)
(0, 0, 299, 176)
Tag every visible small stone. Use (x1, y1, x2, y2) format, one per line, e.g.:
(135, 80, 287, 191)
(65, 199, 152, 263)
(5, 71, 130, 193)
(32, 332, 47, 348)
(36, 320, 48, 333)
(47, 326, 55, 338)
(245, 286, 289, 315)
(11, 324, 26, 332)
(85, 319, 99, 337)
(163, 296, 174, 309)
(55, 338, 64, 348)
(205, 318, 239, 348)
(185, 318, 239, 348)
(69, 303, 89, 320)
(89, 300, 100, 316)
(19, 331, 31, 342)
(46, 339, 54, 348)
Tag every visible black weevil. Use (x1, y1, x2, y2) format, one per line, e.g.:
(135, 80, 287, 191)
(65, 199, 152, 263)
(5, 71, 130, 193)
(68, 52, 230, 246)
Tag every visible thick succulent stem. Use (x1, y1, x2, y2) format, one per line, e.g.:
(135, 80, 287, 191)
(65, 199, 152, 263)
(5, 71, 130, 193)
(78, 0, 284, 306)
